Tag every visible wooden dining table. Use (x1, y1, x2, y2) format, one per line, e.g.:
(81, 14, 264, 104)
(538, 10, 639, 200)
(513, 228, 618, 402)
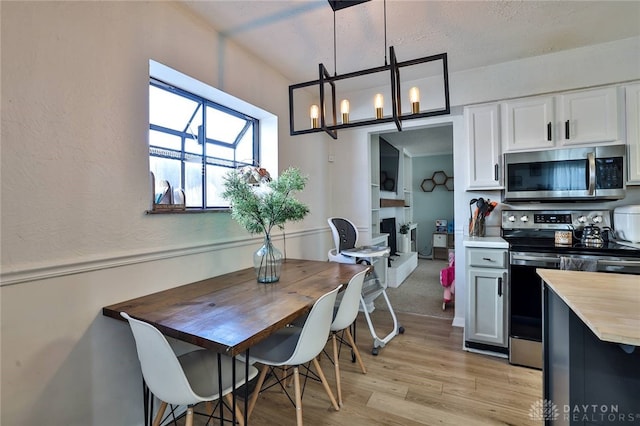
(103, 258, 369, 425)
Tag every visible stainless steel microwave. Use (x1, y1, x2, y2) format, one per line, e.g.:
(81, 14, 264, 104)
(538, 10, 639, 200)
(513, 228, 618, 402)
(503, 145, 626, 202)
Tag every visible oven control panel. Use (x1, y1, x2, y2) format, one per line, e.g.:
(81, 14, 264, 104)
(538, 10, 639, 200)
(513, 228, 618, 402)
(501, 210, 611, 230)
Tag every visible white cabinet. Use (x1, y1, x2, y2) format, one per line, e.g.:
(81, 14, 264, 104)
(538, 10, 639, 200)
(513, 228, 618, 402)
(465, 103, 502, 189)
(557, 86, 620, 147)
(465, 247, 508, 348)
(625, 83, 640, 185)
(501, 86, 622, 152)
(502, 96, 555, 151)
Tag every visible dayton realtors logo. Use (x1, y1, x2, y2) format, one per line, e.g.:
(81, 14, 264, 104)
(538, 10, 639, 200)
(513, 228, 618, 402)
(529, 399, 559, 421)
(529, 400, 640, 423)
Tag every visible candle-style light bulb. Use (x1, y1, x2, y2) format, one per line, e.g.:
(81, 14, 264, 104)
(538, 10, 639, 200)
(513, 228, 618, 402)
(310, 104, 319, 128)
(374, 94, 383, 119)
(340, 99, 350, 124)
(409, 87, 420, 114)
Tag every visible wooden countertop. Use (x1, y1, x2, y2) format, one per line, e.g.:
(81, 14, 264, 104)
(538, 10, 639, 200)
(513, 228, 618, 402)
(537, 269, 640, 346)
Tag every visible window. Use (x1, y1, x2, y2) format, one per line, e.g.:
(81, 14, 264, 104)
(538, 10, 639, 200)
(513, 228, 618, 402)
(148, 60, 278, 211)
(149, 79, 259, 209)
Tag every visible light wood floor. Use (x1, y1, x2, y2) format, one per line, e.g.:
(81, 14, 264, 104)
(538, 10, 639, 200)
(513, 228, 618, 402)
(186, 310, 543, 425)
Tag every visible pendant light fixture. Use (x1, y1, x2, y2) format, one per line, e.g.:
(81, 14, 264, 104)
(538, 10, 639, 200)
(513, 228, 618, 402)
(289, 0, 450, 139)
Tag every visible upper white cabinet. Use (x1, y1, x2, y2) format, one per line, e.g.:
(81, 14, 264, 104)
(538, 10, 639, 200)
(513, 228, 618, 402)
(625, 83, 640, 185)
(502, 96, 555, 151)
(465, 103, 503, 189)
(557, 86, 620, 147)
(501, 86, 622, 152)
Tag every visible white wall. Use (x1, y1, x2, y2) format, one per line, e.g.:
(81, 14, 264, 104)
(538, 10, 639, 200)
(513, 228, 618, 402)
(412, 154, 454, 254)
(1, 2, 330, 425)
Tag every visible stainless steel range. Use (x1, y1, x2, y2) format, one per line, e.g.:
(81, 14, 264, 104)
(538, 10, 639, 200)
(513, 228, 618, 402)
(501, 209, 640, 369)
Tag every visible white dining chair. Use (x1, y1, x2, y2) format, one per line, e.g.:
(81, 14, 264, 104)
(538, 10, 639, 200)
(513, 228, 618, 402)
(244, 286, 342, 426)
(120, 312, 258, 426)
(329, 269, 368, 406)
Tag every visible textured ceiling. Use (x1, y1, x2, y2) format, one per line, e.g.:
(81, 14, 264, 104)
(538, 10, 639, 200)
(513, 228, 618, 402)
(180, 0, 640, 155)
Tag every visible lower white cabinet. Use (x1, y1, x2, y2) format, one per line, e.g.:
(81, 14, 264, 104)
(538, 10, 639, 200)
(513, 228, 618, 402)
(465, 247, 508, 349)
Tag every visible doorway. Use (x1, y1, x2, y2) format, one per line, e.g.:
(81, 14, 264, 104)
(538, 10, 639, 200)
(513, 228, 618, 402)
(377, 124, 454, 316)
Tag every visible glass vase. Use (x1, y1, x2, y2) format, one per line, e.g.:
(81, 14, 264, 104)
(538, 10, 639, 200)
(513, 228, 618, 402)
(469, 216, 486, 237)
(253, 235, 283, 283)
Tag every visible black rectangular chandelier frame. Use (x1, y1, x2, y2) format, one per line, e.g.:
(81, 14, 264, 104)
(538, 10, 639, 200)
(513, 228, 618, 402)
(289, 47, 450, 140)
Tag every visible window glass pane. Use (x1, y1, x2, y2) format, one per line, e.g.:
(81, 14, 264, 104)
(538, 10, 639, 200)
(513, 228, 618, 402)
(184, 112, 203, 154)
(235, 128, 254, 165)
(184, 161, 203, 208)
(150, 156, 181, 200)
(206, 165, 231, 208)
(206, 142, 235, 163)
(149, 129, 181, 150)
(205, 105, 246, 144)
(184, 133, 202, 155)
(150, 85, 199, 132)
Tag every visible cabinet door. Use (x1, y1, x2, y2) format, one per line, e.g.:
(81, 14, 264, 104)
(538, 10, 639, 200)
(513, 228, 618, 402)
(557, 87, 620, 146)
(465, 104, 502, 189)
(625, 83, 640, 184)
(502, 96, 555, 151)
(466, 268, 507, 347)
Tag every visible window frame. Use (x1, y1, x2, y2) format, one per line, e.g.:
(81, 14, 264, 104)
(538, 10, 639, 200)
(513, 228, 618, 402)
(148, 60, 278, 213)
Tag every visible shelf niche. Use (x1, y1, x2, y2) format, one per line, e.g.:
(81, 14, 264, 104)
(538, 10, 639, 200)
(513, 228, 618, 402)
(380, 198, 406, 208)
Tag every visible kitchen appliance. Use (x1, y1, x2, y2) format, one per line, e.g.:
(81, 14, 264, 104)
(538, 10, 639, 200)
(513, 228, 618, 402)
(503, 145, 626, 202)
(501, 209, 640, 369)
(614, 205, 640, 243)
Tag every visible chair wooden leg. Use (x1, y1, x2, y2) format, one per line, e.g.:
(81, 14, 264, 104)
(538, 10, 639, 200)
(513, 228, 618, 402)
(283, 365, 291, 387)
(311, 358, 340, 411)
(332, 333, 343, 407)
(224, 393, 246, 426)
(293, 367, 303, 426)
(247, 364, 269, 419)
(185, 406, 194, 426)
(152, 401, 167, 426)
(345, 327, 367, 374)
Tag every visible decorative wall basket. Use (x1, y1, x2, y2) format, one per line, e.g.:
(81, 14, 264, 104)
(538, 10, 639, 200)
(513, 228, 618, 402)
(421, 171, 453, 192)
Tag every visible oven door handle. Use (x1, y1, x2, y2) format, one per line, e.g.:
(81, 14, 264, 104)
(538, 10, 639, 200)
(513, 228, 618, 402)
(597, 259, 640, 267)
(511, 254, 560, 264)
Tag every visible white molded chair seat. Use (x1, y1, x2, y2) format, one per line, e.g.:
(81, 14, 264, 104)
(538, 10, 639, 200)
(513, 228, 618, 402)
(244, 286, 342, 426)
(121, 312, 258, 426)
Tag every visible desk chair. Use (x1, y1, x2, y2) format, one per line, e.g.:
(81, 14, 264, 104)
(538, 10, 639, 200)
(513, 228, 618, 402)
(120, 312, 258, 426)
(327, 217, 404, 356)
(245, 286, 342, 426)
